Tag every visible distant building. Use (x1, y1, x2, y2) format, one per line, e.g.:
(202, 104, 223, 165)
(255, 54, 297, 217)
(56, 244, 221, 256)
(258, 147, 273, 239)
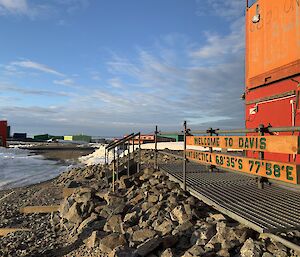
(34, 134, 63, 141)
(64, 135, 92, 143)
(13, 133, 27, 140)
(158, 134, 184, 142)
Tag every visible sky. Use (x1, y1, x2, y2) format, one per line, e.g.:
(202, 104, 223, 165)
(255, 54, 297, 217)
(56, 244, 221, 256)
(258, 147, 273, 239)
(0, 0, 247, 137)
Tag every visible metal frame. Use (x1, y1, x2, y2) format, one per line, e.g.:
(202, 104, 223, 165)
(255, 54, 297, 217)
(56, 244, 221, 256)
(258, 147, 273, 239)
(105, 132, 141, 192)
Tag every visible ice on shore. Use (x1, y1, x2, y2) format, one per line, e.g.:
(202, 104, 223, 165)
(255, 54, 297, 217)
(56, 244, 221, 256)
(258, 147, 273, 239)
(79, 142, 211, 166)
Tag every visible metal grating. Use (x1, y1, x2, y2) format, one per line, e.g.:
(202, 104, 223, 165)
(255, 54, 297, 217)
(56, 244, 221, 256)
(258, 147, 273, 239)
(160, 163, 300, 233)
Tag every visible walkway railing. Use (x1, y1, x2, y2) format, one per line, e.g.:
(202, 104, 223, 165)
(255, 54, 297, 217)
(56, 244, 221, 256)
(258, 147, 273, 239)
(105, 132, 141, 191)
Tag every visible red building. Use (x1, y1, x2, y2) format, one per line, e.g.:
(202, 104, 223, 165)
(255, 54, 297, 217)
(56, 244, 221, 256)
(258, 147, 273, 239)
(245, 0, 300, 163)
(0, 120, 7, 147)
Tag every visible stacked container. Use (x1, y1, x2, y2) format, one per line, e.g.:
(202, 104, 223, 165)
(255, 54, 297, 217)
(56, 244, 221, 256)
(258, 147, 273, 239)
(245, 0, 300, 163)
(0, 121, 7, 147)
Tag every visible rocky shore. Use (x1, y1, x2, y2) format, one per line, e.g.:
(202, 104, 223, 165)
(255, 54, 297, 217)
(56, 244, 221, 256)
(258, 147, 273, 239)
(0, 150, 299, 257)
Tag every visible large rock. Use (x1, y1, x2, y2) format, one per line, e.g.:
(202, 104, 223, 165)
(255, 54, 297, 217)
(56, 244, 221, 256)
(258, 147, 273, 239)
(108, 246, 134, 257)
(155, 219, 174, 236)
(161, 248, 174, 257)
(134, 237, 162, 257)
(132, 229, 157, 242)
(172, 220, 194, 236)
(99, 233, 127, 253)
(77, 212, 98, 234)
(171, 205, 191, 224)
(182, 245, 205, 257)
(123, 211, 138, 226)
(240, 238, 262, 257)
(104, 215, 124, 234)
(62, 202, 82, 224)
(118, 176, 133, 189)
(190, 222, 216, 246)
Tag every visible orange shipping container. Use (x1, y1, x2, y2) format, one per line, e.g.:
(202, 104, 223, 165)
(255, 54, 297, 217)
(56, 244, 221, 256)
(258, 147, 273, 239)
(246, 0, 300, 89)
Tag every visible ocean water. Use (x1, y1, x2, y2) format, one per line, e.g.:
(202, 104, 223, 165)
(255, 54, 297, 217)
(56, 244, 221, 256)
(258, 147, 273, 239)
(0, 147, 68, 190)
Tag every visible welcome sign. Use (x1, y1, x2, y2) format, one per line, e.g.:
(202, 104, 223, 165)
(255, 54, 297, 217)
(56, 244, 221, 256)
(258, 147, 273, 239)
(186, 136, 299, 154)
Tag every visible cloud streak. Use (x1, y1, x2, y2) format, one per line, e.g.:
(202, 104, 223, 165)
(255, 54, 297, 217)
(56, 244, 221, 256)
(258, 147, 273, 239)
(7, 60, 65, 76)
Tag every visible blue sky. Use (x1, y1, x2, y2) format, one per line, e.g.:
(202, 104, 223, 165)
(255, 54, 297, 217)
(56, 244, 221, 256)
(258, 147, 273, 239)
(0, 0, 246, 137)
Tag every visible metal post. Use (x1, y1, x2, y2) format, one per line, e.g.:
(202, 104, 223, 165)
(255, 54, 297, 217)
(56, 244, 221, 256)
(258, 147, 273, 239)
(132, 137, 135, 164)
(116, 146, 119, 181)
(104, 149, 107, 166)
(127, 140, 130, 176)
(183, 121, 187, 191)
(112, 148, 116, 192)
(138, 133, 141, 173)
(208, 128, 214, 172)
(154, 125, 158, 170)
(258, 124, 265, 189)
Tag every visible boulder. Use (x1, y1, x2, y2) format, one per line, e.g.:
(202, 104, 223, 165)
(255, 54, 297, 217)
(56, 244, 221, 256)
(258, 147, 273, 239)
(134, 237, 162, 257)
(62, 202, 82, 224)
(161, 248, 174, 257)
(99, 233, 127, 253)
(123, 211, 138, 226)
(190, 223, 216, 246)
(108, 246, 134, 257)
(104, 215, 124, 234)
(118, 176, 133, 189)
(155, 219, 174, 236)
(84, 231, 99, 248)
(171, 205, 191, 224)
(240, 238, 262, 257)
(132, 229, 157, 242)
(172, 221, 194, 236)
(77, 212, 98, 234)
(182, 245, 205, 257)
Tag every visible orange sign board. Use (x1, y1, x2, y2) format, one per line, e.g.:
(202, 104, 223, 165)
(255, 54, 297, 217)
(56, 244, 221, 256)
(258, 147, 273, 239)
(186, 150, 299, 184)
(186, 136, 299, 154)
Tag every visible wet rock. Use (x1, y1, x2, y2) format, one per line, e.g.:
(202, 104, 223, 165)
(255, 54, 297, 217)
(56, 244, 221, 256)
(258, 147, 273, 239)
(240, 238, 262, 257)
(104, 215, 124, 234)
(99, 233, 127, 253)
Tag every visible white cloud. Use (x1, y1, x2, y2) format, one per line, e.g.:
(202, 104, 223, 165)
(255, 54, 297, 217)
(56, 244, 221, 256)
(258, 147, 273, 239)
(0, 0, 29, 15)
(0, 0, 89, 18)
(53, 78, 74, 86)
(0, 82, 70, 97)
(7, 60, 64, 76)
(196, 0, 245, 19)
(190, 17, 244, 60)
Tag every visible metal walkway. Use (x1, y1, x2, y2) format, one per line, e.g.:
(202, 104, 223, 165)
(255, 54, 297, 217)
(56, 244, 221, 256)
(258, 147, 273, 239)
(160, 163, 300, 233)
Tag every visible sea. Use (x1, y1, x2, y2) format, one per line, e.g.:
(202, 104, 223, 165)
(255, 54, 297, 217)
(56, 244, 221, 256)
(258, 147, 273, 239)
(0, 147, 69, 190)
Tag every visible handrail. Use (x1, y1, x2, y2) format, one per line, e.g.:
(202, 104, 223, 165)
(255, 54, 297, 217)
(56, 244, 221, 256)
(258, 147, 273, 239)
(106, 133, 134, 151)
(159, 131, 183, 136)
